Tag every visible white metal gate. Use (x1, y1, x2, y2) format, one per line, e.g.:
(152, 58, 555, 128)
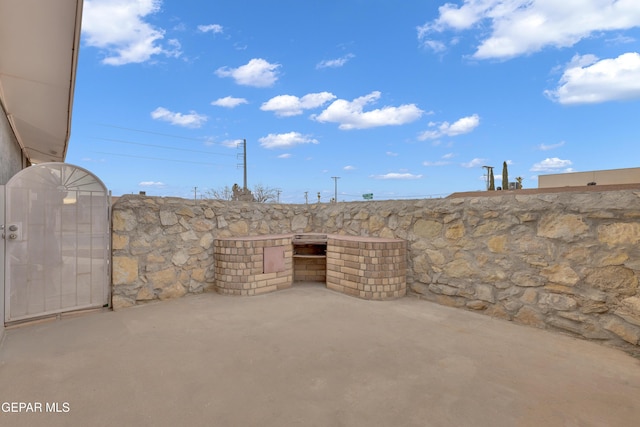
(3, 163, 110, 323)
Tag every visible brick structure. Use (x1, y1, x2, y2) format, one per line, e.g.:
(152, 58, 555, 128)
(326, 236, 407, 300)
(213, 235, 293, 296)
(213, 233, 406, 300)
(292, 233, 327, 283)
(293, 257, 326, 282)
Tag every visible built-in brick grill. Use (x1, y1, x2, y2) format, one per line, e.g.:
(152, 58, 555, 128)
(214, 233, 406, 300)
(292, 234, 327, 257)
(292, 234, 327, 282)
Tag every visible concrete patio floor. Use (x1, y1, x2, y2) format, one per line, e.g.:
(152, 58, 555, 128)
(1, 284, 639, 427)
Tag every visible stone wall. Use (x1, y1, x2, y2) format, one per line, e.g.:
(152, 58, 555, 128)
(111, 189, 640, 356)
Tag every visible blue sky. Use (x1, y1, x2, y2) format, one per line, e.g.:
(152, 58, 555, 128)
(67, 0, 640, 202)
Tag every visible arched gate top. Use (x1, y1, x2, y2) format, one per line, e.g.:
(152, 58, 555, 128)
(7, 162, 108, 194)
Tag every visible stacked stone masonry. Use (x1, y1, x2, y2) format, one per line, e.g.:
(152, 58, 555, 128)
(111, 187, 640, 356)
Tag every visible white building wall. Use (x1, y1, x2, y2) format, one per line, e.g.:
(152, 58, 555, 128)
(0, 103, 26, 185)
(539, 167, 640, 188)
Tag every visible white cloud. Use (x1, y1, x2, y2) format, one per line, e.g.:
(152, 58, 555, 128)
(606, 34, 637, 45)
(261, 92, 336, 117)
(139, 181, 165, 187)
(215, 58, 281, 87)
(545, 52, 640, 104)
(219, 139, 243, 148)
(82, 0, 181, 65)
(418, 1, 640, 59)
(423, 153, 455, 166)
(371, 172, 423, 180)
(211, 96, 249, 108)
(422, 40, 447, 53)
(278, 153, 292, 159)
(312, 91, 424, 130)
(343, 165, 356, 171)
(418, 114, 480, 140)
(461, 158, 487, 168)
(259, 132, 319, 149)
(150, 107, 207, 128)
(386, 151, 399, 157)
(530, 157, 573, 172)
(538, 141, 566, 151)
(198, 24, 223, 34)
(316, 54, 355, 69)
(423, 160, 450, 166)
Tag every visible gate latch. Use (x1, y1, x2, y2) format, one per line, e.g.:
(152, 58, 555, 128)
(5, 223, 21, 241)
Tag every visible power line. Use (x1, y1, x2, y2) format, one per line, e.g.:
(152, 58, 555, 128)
(89, 136, 236, 157)
(92, 123, 212, 142)
(92, 151, 231, 167)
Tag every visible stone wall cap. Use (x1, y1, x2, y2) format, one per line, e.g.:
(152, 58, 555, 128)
(216, 234, 293, 241)
(214, 233, 404, 243)
(327, 234, 404, 243)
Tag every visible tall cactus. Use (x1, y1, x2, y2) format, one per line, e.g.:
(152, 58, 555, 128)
(502, 161, 508, 190)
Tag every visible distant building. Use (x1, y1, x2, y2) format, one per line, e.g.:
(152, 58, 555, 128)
(538, 167, 640, 188)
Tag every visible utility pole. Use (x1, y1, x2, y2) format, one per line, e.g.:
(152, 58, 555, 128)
(304, 191, 308, 204)
(237, 139, 247, 191)
(482, 166, 494, 191)
(193, 187, 197, 202)
(276, 189, 281, 203)
(331, 176, 340, 203)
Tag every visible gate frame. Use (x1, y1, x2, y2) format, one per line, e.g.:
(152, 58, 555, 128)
(3, 163, 111, 324)
(1, 185, 5, 334)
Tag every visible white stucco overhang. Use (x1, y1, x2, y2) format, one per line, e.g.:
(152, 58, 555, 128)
(0, 0, 83, 164)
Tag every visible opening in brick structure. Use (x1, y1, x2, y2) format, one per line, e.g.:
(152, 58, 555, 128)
(292, 234, 327, 284)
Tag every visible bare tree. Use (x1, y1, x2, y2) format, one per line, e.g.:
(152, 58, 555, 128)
(204, 185, 233, 200)
(252, 183, 278, 203)
(204, 183, 279, 203)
